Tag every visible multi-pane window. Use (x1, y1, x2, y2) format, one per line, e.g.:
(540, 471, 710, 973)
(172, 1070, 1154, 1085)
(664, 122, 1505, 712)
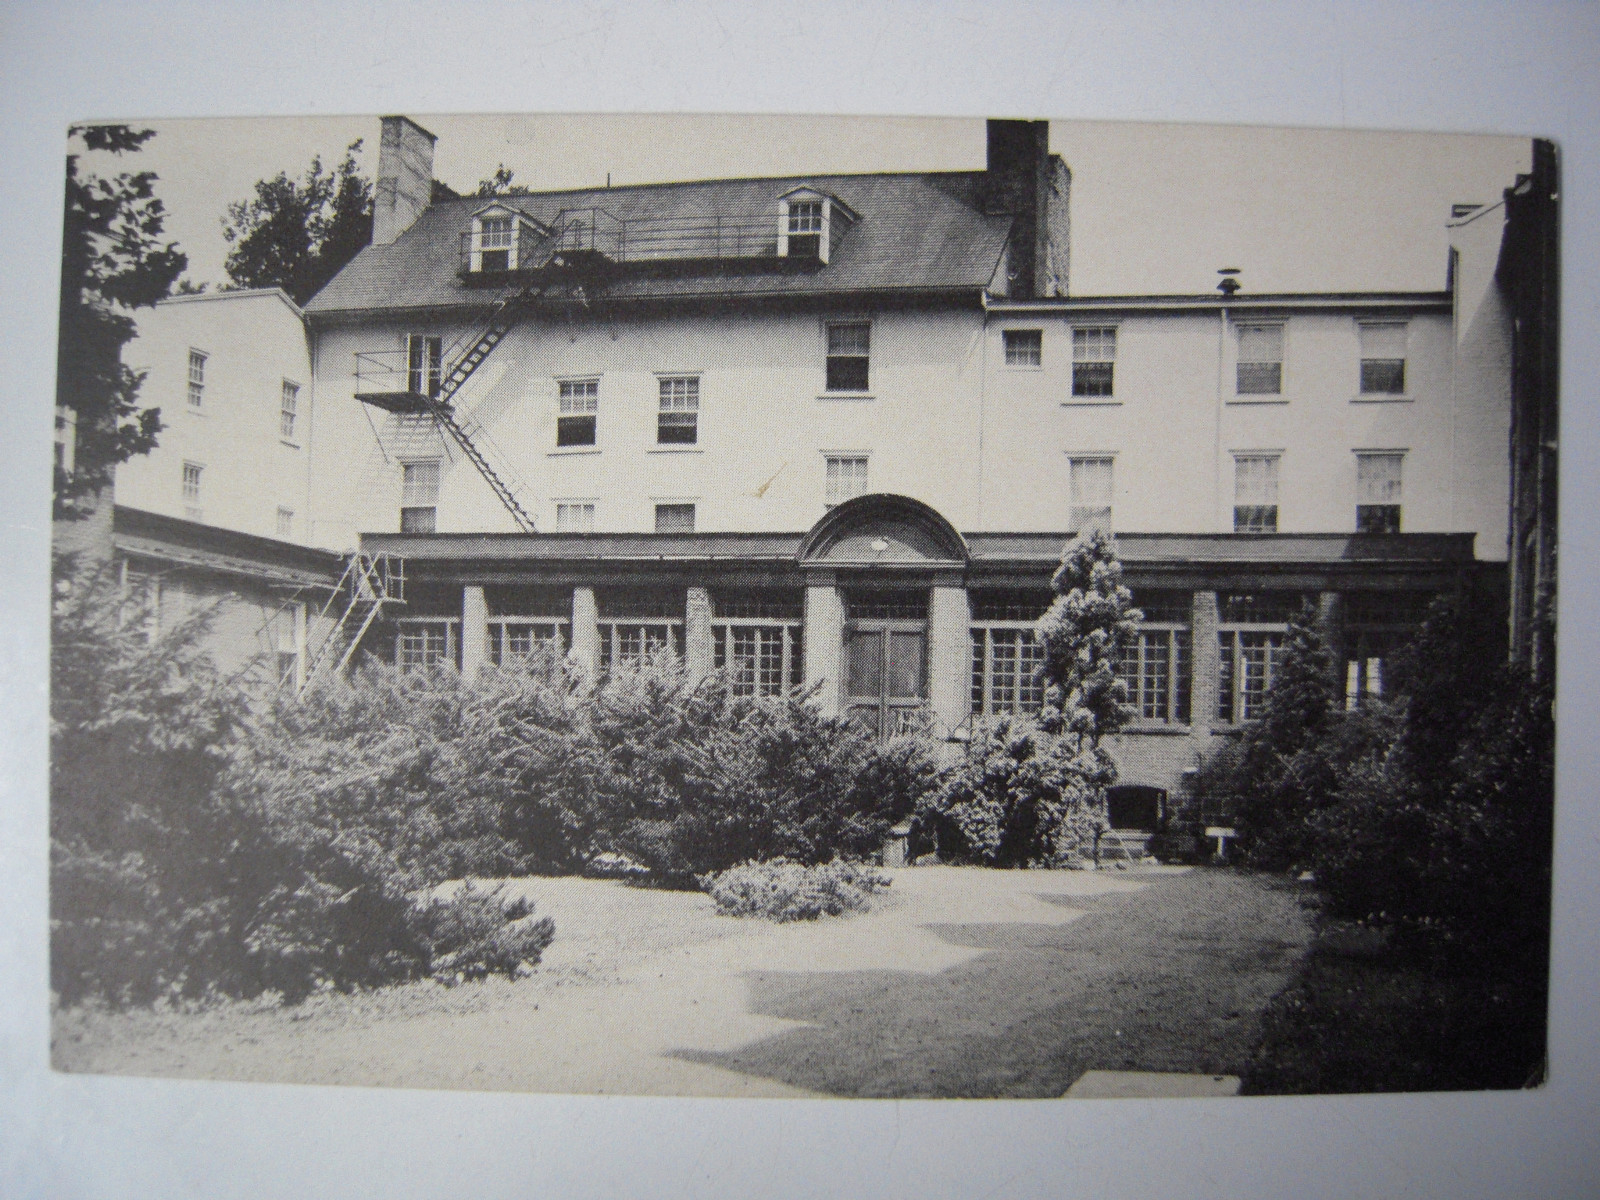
(1342, 590, 1433, 706)
(555, 501, 595, 532)
(825, 455, 869, 506)
(654, 503, 696, 533)
(1116, 591, 1192, 725)
(825, 321, 871, 392)
(1071, 326, 1116, 397)
(1004, 329, 1043, 367)
(1233, 454, 1280, 533)
(969, 590, 1053, 718)
(400, 459, 440, 533)
(786, 199, 823, 257)
(1216, 592, 1306, 723)
(488, 620, 567, 666)
(557, 378, 599, 446)
(276, 507, 294, 537)
(597, 591, 686, 673)
(479, 215, 514, 271)
(1069, 456, 1114, 533)
(280, 380, 299, 440)
(407, 334, 443, 398)
(396, 619, 458, 672)
(657, 376, 699, 444)
(1356, 452, 1404, 534)
(1358, 322, 1408, 394)
(187, 349, 206, 409)
(1236, 324, 1284, 395)
(182, 461, 203, 520)
(713, 591, 805, 697)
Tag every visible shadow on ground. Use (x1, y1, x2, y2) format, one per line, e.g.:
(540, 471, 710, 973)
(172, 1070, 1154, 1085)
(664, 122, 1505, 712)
(671, 870, 1314, 1098)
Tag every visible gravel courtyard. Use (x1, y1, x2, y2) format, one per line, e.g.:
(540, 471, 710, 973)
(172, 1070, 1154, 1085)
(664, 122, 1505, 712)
(53, 866, 1315, 1098)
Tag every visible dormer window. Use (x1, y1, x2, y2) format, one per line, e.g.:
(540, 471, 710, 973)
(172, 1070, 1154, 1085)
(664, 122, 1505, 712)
(466, 205, 538, 273)
(778, 189, 855, 265)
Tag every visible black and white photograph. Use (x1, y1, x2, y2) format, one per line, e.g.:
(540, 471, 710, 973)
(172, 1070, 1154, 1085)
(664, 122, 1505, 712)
(46, 109, 1556, 1100)
(6, 5, 1600, 1196)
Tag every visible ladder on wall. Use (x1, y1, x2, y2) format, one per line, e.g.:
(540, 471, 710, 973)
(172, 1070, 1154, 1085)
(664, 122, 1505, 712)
(299, 552, 405, 694)
(418, 292, 538, 533)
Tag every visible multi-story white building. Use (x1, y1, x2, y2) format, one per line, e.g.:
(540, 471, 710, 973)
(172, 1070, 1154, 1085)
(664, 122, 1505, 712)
(276, 115, 1515, 811)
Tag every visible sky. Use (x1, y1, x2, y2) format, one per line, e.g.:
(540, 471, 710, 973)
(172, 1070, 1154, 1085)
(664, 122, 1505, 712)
(76, 112, 1531, 298)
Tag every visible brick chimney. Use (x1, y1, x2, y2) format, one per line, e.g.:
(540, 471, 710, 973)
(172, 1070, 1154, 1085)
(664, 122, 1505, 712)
(985, 119, 1070, 298)
(372, 116, 437, 246)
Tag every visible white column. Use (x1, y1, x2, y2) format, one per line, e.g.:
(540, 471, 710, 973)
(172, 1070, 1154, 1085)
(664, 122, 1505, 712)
(571, 586, 599, 679)
(461, 585, 488, 678)
(928, 584, 971, 739)
(292, 600, 308, 692)
(803, 581, 844, 716)
(685, 586, 714, 682)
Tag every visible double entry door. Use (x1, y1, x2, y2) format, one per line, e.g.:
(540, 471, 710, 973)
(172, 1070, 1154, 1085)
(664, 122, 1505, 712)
(843, 619, 927, 740)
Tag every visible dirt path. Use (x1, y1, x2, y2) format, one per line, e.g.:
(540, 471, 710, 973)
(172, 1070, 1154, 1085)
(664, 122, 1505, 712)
(54, 866, 1314, 1098)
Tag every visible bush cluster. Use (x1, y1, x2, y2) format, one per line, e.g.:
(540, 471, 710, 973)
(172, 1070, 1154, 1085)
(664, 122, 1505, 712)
(699, 858, 891, 922)
(1218, 595, 1553, 978)
(911, 714, 1110, 867)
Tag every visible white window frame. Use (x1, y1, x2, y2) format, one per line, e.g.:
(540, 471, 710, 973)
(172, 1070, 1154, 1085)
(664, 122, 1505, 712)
(1232, 452, 1281, 534)
(280, 379, 299, 441)
(181, 460, 203, 520)
(187, 349, 207, 409)
(1355, 450, 1405, 534)
(1357, 321, 1409, 397)
(823, 453, 870, 507)
(400, 458, 441, 533)
(1234, 322, 1285, 397)
(1070, 325, 1117, 399)
(653, 501, 697, 533)
(554, 500, 597, 533)
(778, 190, 832, 263)
(469, 207, 524, 273)
(1068, 454, 1115, 533)
(824, 320, 871, 394)
(406, 334, 443, 398)
(656, 375, 700, 445)
(1003, 328, 1043, 369)
(556, 377, 599, 448)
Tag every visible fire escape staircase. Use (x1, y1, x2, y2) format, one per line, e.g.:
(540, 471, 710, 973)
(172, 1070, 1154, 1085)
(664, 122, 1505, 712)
(299, 552, 405, 694)
(355, 290, 541, 534)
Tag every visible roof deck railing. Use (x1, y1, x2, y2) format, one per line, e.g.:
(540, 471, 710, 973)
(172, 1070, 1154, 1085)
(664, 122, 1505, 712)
(459, 207, 783, 277)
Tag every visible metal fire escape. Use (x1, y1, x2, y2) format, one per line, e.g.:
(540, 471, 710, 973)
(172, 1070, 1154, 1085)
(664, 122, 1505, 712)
(298, 551, 405, 694)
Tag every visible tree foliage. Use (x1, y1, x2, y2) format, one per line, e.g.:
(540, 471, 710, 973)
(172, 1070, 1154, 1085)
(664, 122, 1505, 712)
(221, 141, 372, 305)
(474, 164, 531, 197)
(56, 126, 188, 512)
(1034, 529, 1141, 748)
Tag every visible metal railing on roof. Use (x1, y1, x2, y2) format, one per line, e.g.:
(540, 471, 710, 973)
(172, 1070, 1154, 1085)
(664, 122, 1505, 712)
(459, 206, 782, 276)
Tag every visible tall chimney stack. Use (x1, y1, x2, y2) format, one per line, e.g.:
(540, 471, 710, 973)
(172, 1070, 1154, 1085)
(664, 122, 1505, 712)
(372, 116, 437, 246)
(985, 118, 1070, 298)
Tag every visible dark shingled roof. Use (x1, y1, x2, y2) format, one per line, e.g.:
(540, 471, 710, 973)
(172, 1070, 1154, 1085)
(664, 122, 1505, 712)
(305, 172, 1013, 317)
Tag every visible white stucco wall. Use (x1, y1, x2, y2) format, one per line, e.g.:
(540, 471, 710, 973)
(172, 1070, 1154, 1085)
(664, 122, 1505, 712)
(117, 291, 314, 543)
(304, 294, 1509, 557)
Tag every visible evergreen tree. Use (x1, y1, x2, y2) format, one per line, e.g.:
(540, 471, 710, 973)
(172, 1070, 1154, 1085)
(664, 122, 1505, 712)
(55, 126, 188, 514)
(1033, 528, 1141, 750)
(221, 141, 372, 305)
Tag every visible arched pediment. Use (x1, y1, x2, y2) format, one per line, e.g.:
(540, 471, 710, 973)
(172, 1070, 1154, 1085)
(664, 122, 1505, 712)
(797, 494, 968, 565)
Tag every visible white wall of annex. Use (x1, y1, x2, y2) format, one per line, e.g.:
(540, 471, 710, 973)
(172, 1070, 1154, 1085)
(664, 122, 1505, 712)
(116, 292, 314, 543)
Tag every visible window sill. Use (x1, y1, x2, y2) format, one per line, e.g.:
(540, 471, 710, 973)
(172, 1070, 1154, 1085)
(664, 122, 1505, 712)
(818, 392, 874, 402)
(187, 408, 207, 417)
(280, 439, 301, 449)
(548, 447, 601, 457)
(1350, 394, 1414, 404)
(1060, 398, 1121, 407)
(1226, 397, 1289, 406)
(1002, 365, 1044, 373)
(647, 446, 703, 454)
(1120, 723, 1194, 736)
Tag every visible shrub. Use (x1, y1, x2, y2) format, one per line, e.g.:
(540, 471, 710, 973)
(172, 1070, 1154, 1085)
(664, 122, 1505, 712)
(411, 884, 556, 982)
(699, 858, 891, 922)
(913, 714, 1109, 867)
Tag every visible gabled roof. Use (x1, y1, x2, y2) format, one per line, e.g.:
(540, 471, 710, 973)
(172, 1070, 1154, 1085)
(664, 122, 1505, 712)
(305, 171, 1013, 317)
